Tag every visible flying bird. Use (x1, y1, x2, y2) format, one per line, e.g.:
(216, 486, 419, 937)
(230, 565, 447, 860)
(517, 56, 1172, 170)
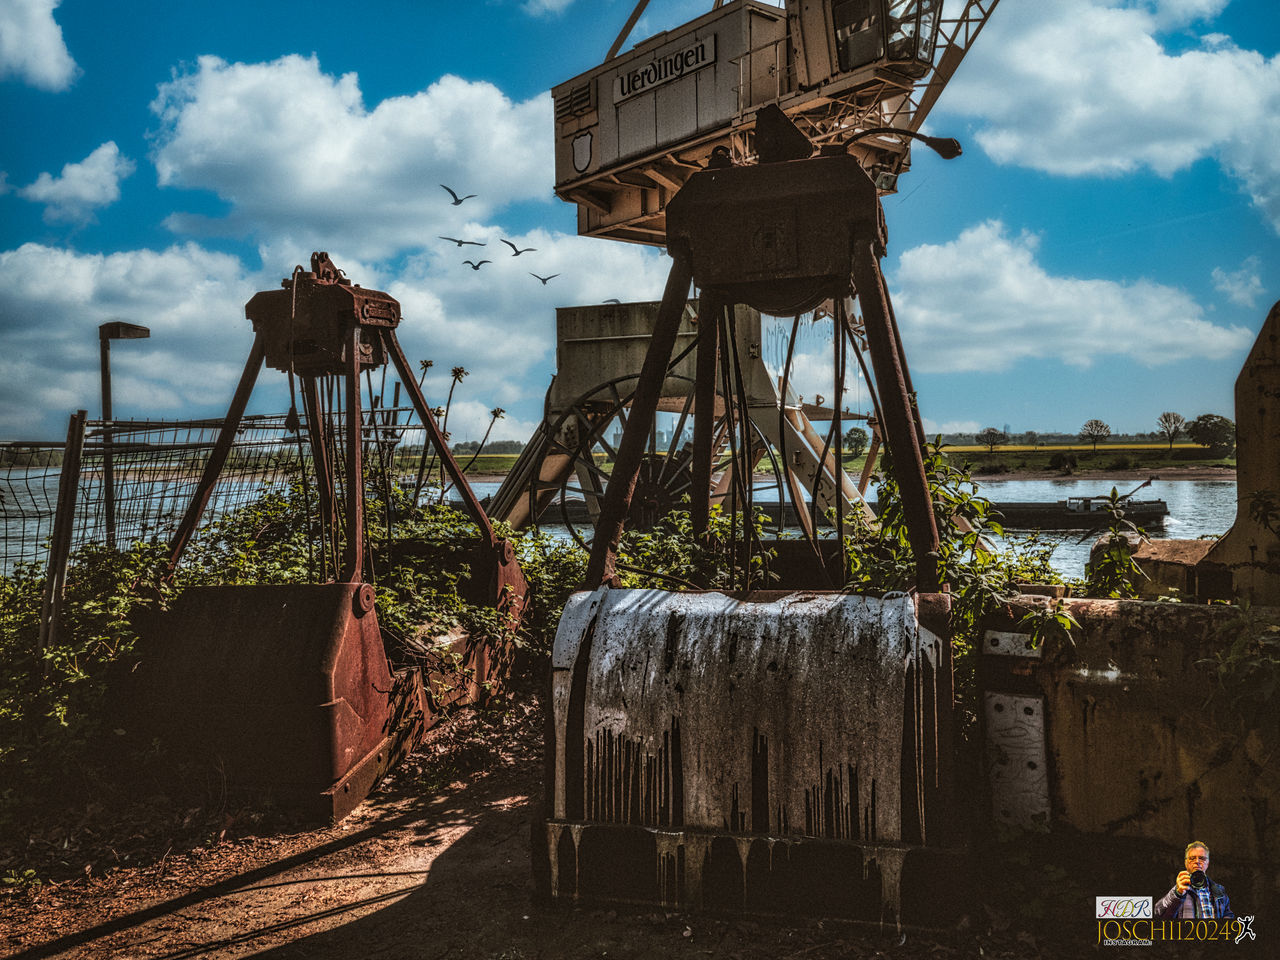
(463, 260, 492, 270)
(501, 239, 537, 256)
(440, 184, 476, 205)
(439, 236, 485, 247)
(530, 272, 559, 285)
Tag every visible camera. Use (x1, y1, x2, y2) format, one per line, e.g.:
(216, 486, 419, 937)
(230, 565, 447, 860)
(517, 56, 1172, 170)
(1189, 870, 1208, 890)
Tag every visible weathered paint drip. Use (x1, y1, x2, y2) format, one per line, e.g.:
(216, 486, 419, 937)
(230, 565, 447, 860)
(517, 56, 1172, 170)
(561, 589, 910, 840)
(545, 588, 953, 922)
(545, 820, 915, 921)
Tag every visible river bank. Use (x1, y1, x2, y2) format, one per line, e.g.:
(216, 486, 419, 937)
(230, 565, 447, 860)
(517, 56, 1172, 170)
(967, 465, 1236, 483)
(461, 464, 1238, 486)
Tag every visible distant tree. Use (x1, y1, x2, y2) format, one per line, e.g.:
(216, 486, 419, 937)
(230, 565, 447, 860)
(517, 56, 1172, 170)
(1156, 411, 1186, 452)
(1187, 414, 1236, 456)
(976, 427, 1008, 454)
(843, 425, 869, 458)
(1079, 419, 1112, 452)
(1020, 430, 1039, 447)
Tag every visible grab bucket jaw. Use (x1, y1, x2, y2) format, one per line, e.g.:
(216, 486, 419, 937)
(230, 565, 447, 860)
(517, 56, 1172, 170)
(541, 588, 961, 924)
(129, 582, 428, 823)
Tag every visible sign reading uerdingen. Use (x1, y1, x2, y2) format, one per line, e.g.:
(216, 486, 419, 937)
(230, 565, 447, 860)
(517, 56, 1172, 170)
(613, 35, 716, 104)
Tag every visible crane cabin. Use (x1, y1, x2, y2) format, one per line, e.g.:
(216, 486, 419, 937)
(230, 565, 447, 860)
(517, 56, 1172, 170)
(552, 0, 982, 247)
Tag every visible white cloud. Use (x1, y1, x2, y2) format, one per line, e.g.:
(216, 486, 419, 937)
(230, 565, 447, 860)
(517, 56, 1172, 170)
(0, 0, 77, 91)
(385, 227, 671, 437)
(127, 53, 677, 442)
(521, 0, 575, 15)
(149, 55, 553, 260)
(1144, 0, 1231, 29)
(1211, 255, 1265, 307)
(0, 242, 256, 432)
(941, 0, 1280, 230)
(920, 418, 983, 436)
(18, 141, 135, 223)
(0, 229, 671, 442)
(889, 220, 1254, 373)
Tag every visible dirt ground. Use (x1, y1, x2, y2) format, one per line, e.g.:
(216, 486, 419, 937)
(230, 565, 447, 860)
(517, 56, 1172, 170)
(0, 703, 1119, 960)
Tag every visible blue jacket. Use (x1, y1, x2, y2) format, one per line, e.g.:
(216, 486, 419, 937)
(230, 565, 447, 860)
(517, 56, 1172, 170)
(1154, 880, 1234, 920)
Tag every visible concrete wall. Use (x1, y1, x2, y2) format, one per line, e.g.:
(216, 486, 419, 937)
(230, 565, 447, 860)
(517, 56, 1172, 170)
(982, 596, 1278, 867)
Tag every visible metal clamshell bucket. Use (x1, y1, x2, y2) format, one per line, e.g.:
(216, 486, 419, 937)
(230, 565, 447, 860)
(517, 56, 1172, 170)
(539, 588, 962, 925)
(129, 582, 427, 823)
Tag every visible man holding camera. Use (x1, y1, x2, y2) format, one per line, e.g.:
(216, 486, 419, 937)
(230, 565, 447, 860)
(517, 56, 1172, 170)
(1155, 841, 1235, 919)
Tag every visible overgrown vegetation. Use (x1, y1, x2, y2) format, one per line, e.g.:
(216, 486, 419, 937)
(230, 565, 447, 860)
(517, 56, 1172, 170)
(1202, 604, 1280, 744)
(839, 442, 1069, 707)
(1081, 487, 1148, 599)
(0, 468, 779, 837)
(1, 442, 1271, 887)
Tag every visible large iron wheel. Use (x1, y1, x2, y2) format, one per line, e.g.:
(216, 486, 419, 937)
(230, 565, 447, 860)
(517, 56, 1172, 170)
(529, 373, 697, 548)
(530, 373, 787, 549)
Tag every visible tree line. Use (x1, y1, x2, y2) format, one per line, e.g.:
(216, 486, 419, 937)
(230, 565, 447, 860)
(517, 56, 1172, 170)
(966, 412, 1236, 456)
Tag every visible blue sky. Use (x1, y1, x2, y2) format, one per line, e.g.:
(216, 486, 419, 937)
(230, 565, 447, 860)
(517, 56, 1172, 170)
(1, 0, 1277, 444)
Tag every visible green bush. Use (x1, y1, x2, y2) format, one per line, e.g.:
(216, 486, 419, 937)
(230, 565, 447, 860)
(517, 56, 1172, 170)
(847, 442, 1070, 730)
(1048, 451, 1077, 473)
(1, 468, 789, 831)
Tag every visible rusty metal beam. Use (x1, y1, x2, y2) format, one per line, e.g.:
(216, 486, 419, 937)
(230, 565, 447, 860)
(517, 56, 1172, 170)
(690, 293, 722, 541)
(166, 333, 265, 574)
(302, 375, 338, 580)
(850, 236, 940, 592)
(342, 327, 364, 583)
(586, 253, 694, 588)
(384, 330, 497, 548)
(606, 0, 653, 61)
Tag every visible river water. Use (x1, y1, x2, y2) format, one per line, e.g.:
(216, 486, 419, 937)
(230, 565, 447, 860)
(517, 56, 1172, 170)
(467, 477, 1241, 581)
(5, 474, 1239, 583)
(973, 477, 1239, 580)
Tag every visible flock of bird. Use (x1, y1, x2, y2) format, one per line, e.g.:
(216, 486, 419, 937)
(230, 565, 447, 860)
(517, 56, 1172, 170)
(438, 185, 559, 285)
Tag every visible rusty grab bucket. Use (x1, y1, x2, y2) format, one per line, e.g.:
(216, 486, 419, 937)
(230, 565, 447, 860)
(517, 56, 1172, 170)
(538, 587, 963, 925)
(129, 582, 427, 823)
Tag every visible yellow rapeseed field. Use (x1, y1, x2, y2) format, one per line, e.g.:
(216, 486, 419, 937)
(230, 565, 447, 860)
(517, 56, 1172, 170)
(947, 443, 1199, 453)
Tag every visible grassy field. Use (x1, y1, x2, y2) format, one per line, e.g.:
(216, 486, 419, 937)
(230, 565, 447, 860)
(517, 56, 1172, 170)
(923, 442, 1234, 476)
(946, 442, 1197, 453)
(453, 453, 521, 475)
(431, 445, 1234, 479)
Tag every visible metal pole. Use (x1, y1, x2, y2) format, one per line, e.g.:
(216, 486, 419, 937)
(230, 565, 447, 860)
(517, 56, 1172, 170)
(39, 410, 87, 657)
(97, 320, 148, 552)
(100, 337, 116, 549)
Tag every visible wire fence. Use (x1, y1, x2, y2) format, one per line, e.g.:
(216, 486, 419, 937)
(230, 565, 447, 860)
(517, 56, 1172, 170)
(1, 408, 447, 579)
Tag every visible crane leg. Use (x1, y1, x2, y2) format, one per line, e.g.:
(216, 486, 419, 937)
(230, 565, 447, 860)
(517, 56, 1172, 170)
(586, 253, 695, 588)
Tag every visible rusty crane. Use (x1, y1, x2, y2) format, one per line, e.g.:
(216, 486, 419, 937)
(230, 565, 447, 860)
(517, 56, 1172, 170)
(531, 0, 1000, 926)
